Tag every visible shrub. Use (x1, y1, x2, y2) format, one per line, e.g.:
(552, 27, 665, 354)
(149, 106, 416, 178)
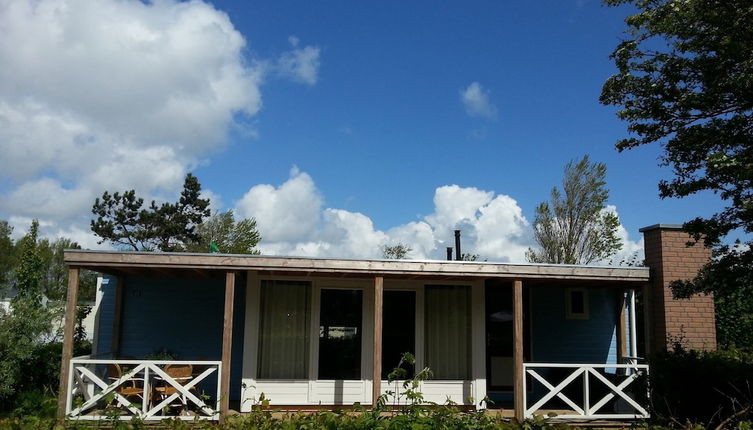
(648, 347, 753, 428)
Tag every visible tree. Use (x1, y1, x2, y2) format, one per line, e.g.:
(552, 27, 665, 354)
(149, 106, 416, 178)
(460, 253, 482, 261)
(185, 210, 261, 254)
(0, 221, 13, 287)
(382, 243, 412, 259)
(91, 173, 211, 251)
(37, 238, 97, 302)
(526, 155, 622, 265)
(601, 0, 753, 346)
(0, 221, 56, 403)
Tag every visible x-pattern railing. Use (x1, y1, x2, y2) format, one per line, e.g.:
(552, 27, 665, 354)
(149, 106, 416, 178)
(523, 363, 649, 420)
(66, 358, 222, 421)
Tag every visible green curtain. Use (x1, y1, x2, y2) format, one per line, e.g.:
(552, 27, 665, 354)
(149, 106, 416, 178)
(425, 285, 471, 380)
(258, 280, 310, 379)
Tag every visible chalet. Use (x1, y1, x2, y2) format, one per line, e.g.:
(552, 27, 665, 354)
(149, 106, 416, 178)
(57, 224, 716, 422)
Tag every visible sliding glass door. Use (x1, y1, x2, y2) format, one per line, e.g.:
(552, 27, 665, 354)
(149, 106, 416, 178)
(318, 289, 363, 380)
(381, 290, 416, 379)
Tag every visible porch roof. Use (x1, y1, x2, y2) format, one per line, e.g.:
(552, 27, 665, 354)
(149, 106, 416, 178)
(64, 250, 649, 284)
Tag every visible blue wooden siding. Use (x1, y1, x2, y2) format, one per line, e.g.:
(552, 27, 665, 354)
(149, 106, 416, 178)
(530, 286, 618, 364)
(93, 275, 246, 400)
(93, 276, 117, 356)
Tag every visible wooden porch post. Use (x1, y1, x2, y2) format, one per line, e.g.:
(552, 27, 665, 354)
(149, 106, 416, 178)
(642, 281, 652, 356)
(57, 268, 80, 418)
(512, 279, 524, 421)
(617, 289, 628, 362)
(110, 276, 124, 355)
(372, 276, 384, 406)
(220, 272, 236, 419)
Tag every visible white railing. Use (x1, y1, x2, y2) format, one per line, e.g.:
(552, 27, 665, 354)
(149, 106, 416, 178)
(66, 357, 222, 421)
(523, 363, 649, 420)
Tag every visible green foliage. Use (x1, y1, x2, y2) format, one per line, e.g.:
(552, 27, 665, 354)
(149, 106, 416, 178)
(91, 173, 211, 251)
(0, 221, 13, 288)
(648, 348, 753, 428)
(0, 220, 92, 414)
(526, 155, 622, 265)
(0, 221, 55, 406)
(602, 0, 753, 346)
(382, 243, 412, 259)
(0, 411, 569, 430)
(461, 253, 483, 261)
(35, 238, 96, 302)
(185, 210, 261, 254)
(12, 221, 43, 303)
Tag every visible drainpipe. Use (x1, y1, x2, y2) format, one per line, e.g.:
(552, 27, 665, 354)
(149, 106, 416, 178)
(454, 230, 462, 261)
(629, 289, 638, 358)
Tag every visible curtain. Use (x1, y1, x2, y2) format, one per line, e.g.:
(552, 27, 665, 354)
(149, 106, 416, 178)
(425, 285, 471, 380)
(257, 280, 310, 379)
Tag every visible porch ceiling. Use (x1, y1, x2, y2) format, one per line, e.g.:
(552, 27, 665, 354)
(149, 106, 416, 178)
(64, 250, 649, 284)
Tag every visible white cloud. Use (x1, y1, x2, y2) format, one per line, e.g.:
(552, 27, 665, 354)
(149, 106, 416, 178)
(604, 205, 645, 266)
(276, 36, 321, 85)
(234, 168, 533, 262)
(232, 168, 645, 265)
(0, 0, 317, 244)
(0, 178, 91, 220)
(460, 82, 497, 119)
(235, 167, 323, 243)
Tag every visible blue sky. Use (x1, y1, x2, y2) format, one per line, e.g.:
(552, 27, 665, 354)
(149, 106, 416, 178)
(0, 0, 723, 262)
(201, 0, 717, 229)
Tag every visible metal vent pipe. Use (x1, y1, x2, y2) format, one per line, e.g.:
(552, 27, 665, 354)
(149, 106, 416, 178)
(454, 230, 461, 261)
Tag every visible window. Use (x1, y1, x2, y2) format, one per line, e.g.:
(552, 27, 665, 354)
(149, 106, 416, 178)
(258, 280, 311, 379)
(381, 290, 416, 379)
(565, 288, 589, 319)
(318, 289, 363, 380)
(425, 285, 471, 380)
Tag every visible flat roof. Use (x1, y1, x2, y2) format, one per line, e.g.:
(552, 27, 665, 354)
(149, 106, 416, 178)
(64, 250, 649, 283)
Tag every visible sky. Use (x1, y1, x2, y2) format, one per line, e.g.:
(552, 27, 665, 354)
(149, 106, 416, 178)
(0, 0, 726, 264)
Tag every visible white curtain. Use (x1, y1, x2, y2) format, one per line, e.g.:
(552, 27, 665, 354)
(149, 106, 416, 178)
(258, 280, 310, 379)
(425, 285, 471, 380)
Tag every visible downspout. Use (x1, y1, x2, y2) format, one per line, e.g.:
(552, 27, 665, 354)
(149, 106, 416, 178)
(629, 289, 638, 359)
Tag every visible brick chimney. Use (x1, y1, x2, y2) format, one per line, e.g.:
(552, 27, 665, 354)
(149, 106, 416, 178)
(640, 224, 716, 352)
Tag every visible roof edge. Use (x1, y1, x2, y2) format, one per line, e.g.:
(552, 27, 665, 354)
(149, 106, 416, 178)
(639, 223, 685, 233)
(63, 249, 650, 282)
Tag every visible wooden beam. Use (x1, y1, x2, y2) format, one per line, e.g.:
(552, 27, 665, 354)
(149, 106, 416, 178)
(57, 268, 80, 418)
(372, 276, 384, 406)
(220, 272, 236, 419)
(512, 279, 524, 421)
(63, 250, 650, 283)
(110, 276, 124, 355)
(617, 290, 628, 362)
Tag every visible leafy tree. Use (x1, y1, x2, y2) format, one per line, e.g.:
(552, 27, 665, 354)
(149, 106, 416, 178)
(185, 210, 261, 254)
(37, 238, 97, 302)
(382, 243, 412, 259)
(0, 221, 14, 287)
(91, 173, 211, 251)
(0, 221, 56, 404)
(601, 0, 753, 346)
(460, 253, 482, 261)
(526, 155, 622, 265)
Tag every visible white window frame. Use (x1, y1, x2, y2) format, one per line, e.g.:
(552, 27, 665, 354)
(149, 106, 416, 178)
(565, 287, 589, 320)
